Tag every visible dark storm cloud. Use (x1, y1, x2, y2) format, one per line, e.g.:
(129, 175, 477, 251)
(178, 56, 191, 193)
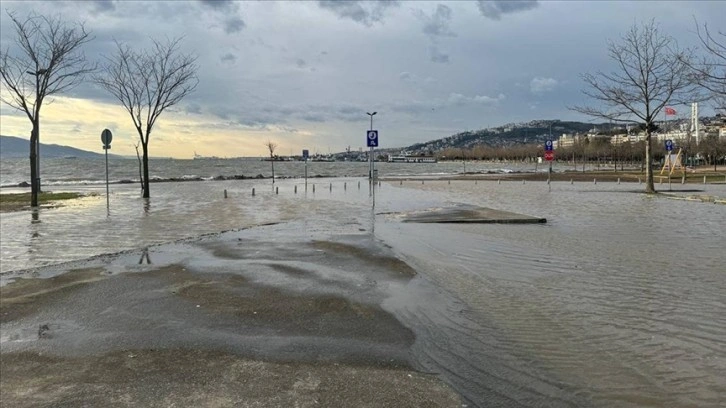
(420, 4, 455, 38)
(220, 53, 237, 64)
(317, 0, 400, 27)
(185, 103, 203, 114)
(429, 46, 449, 64)
(224, 17, 245, 34)
(476, 0, 538, 20)
(415, 4, 455, 63)
(198, 0, 235, 10)
(90, 0, 116, 14)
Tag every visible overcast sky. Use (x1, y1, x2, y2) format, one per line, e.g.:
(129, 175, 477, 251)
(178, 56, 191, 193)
(1, 0, 724, 158)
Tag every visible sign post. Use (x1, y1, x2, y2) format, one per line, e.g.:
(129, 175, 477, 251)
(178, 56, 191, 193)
(544, 140, 554, 187)
(101, 129, 113, 211)
(367, 130, 379, 180)
(302, 149, 309, 188)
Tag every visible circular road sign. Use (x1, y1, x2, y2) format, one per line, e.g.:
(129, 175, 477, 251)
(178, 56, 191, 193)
(101, 129, 113, 147)
(544, 151, 555, 161)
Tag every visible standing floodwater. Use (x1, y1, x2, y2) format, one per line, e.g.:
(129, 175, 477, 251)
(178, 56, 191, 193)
(1, 177, 725, 407)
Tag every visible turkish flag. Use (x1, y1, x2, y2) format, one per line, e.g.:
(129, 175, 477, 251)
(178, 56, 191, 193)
(665, 107, 676, 115)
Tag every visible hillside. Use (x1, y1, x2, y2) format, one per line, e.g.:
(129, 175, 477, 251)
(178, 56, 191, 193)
(398, 120, 610, 154)
(0, 136, 121, 159)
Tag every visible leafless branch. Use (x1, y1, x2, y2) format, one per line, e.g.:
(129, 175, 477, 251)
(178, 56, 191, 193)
(94, 37, 198, 198)
(0, 11, 95, 119)
(569, 20, 703, 193)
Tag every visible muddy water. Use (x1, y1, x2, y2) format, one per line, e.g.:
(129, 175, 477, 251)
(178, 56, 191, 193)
(1, 178, 725, 407)
(378, 180, 726, 407)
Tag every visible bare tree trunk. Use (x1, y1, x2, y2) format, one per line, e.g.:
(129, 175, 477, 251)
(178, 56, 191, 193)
(134, 143, 143, 193)
(29, 127, 39, 207)
(645, 132, 655, 193)
(142, 142, 150, 198)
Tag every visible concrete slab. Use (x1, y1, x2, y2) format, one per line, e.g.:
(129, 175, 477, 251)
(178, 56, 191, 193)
(400, 205, 547, 224)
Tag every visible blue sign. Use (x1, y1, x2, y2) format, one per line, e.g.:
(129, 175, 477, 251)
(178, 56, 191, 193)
(366, 130, 378, 147)
(302, 149, 309, 159)
(545, 140, 553, 151)
(665, 139, 673, 151)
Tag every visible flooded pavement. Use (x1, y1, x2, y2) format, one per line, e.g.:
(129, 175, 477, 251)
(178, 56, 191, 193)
(1, 178, 725, 407)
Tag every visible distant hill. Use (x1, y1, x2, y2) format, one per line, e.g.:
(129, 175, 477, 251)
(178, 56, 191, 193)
(0, 135, 123, 159)
(397, 120, 612, 155)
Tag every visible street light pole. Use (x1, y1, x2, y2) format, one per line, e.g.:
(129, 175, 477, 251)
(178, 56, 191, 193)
(366, 111, 377, 179)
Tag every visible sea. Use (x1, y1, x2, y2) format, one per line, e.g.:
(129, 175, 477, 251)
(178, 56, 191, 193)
(1, 156, 725, 407)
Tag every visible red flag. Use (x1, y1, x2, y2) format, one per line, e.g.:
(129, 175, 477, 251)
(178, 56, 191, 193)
(665, 107, 676, 116)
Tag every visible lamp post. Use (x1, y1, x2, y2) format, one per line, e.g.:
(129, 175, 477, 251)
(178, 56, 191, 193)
(26, 68, 47, 206)
(366, 112, 377, 179)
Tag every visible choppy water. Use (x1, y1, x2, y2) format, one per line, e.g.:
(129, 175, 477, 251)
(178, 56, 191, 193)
(0, 156, 540, 188)
(1, 163, 725, 407)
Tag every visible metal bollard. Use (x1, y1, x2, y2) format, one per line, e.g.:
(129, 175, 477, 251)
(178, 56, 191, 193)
(571, 179, 573, 184)
(448, 180, 451, 185)
(313, 184, 316, 193)
(329, 183, 332, 191)
(344, 182, 347, 190)
(358, 181, 360, 189)
(498, 179, 501, 184)
(422, 180, 424, 185)
(295, 185, 297, 194)
(617, 178, 620, 184)
(276, 187, 278, 194)
(475, 180, 477, 185)
(594, 179, 597, 184)
(704, 176, 707, 184)
(252, 188, 255, 196)
(400, 180, 402, 185)
(224, 189, 227, 198)
(523, 180, 525, 185)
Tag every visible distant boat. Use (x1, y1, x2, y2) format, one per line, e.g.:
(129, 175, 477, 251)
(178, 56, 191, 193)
(193, 151, 220, 160)
(388, 154, 437, 163)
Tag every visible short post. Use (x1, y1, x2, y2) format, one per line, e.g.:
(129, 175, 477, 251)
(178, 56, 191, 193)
(358, 181, 360, 189)
(313, 184, 315, 193)
(344, 182, 347, 190)
(703, 176, 707, 184)
(594, 178, 597, 184)
(422, 180, 424, 185)
(276, 186, 279, 194)
(498, 179, 501, 184)
(329, 182, 332, 191)
(617, 178, 620, 184)
(224, 189, 227, 198)
(400, 180, 402, 185)
(523, 180, 525, 185)
(570, 179, 573, 184)
(448, 180, 450, 185)
(252, 188, 255, 196)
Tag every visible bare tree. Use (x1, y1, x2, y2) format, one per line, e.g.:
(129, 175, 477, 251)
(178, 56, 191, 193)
(94, 38, 198, 198)
(690, 21, 726, 113)
(0, 11, 94, 207)
(571, 20, 701, 193)
(266, 140, 278, 183)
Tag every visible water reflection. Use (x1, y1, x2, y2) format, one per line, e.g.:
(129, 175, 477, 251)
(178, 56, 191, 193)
(142, 198, 151, 215)
(138, 248, 152, 264)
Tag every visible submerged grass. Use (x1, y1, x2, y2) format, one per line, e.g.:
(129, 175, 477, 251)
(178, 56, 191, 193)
(0, 191, 93, 212)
